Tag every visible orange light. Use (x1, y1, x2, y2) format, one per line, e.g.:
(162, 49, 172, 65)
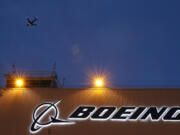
(16, 79, 24, 87)
(94, 78, 104, 87)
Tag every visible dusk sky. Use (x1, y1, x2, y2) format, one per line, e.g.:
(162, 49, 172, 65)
(0, 0, 180, 87)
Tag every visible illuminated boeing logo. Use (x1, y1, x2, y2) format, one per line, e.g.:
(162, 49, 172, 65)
(30, 101, 75, 134)
(30, 101, 180, 134)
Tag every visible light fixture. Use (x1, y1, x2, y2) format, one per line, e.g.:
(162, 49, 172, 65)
(94, 78, 104, 87)
(15, 78, 24, 87)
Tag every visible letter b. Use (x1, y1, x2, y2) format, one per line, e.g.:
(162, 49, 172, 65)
(69, 106, 95, 120)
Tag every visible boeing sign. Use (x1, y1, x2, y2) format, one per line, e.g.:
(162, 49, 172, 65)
(30, 101, 180, 134)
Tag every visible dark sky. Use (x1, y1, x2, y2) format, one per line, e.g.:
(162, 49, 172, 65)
(0, 0, 180, 87)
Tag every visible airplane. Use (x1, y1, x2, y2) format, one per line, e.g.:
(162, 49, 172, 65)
(26, 17, 38, 26)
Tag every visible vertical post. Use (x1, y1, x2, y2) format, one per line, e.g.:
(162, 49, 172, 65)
(62, 77, 66, 88)
(12, 64, 16, 74)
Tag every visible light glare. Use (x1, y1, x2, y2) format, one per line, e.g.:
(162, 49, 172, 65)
(16, 79, 24, 87)
(95, 78, 104, 87)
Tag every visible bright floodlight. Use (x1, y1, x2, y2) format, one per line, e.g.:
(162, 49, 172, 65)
(95, 78, 104, 87)
(16, 79, 24, 87)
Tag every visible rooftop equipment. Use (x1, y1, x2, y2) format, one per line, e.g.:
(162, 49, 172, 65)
(6, 64, 59, 88)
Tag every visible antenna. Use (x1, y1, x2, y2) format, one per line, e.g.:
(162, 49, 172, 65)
(62, 77, 66, 88)
(51, 62, 58, 87)
(12, 64, 16, 74)
(51, 62, 56, 77)
(52, 62, 56, 72)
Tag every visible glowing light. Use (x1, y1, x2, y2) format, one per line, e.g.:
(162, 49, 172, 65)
(94, 78, 104, 87)
(16, 79, 24, 87)
(87, 67, 111, 88)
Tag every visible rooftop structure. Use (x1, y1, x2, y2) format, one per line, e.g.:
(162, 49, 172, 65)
(5, 64, 59, 88)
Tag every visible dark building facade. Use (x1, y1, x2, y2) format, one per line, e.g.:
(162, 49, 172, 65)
(0, 88, 179, 135)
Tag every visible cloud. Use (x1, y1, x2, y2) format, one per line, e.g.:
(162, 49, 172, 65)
(71, 44, 82, 63)
(72, 44, 80, 56)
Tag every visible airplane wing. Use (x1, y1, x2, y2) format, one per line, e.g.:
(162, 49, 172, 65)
(32, 17, 38, 23)
(26, 17, 31, 22)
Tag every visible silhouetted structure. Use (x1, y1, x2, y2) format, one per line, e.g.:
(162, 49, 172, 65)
(6, 64, 59, 88)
